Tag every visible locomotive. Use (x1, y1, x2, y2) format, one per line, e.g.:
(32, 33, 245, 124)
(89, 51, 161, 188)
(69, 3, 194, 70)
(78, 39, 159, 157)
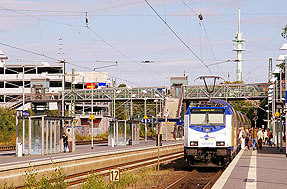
(184, 99, 251, 166)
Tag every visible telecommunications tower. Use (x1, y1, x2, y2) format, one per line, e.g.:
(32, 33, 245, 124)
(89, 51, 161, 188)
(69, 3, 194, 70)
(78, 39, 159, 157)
(232, 8, 245, 81)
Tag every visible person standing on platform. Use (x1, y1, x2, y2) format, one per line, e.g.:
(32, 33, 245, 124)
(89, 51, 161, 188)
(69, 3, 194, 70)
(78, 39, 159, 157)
(257, 128, 264, 150)
(239, 127, 246, 149)
(245, 129, 250, 150)
(62, 132, 68, 153)
(250, 128, 257, 150)
(67, 128, 73, 152)
(263, 129, 268, 145)
(267, 129, 273, 146)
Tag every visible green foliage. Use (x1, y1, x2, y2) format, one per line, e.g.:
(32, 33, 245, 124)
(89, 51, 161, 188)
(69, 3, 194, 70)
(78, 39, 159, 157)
(81, 174, 106, 189)
(0, 107, 17, 146)
(0, 183, 14, 189)
(96, 131, 108, 139)
(48, 110, 59, 116)
(21, 163, 67, 189)
(281, 24, 287, 39)
(23, 166, 39, 189)
(81, 167, 153, 189)
(229, 100, 254, 116)
(117, 84, 126, 87)
(221, 80, 244, 84)
(51, 166, 67, 189)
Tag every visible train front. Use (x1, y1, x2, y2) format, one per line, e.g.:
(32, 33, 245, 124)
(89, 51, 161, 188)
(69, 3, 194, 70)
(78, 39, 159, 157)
(184, 106, 232, 166)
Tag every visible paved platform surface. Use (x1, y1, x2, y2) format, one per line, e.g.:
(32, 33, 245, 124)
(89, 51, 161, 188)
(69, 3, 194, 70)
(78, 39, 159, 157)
(0, 140, 183, 169)
(213, 145, 287, 189)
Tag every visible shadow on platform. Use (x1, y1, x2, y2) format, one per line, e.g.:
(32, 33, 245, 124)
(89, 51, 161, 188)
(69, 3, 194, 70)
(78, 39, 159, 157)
(257, 145, 286, 154)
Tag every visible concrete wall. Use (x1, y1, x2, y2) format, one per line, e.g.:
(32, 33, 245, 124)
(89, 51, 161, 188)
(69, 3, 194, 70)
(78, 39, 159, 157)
(0, 143, 183, 187)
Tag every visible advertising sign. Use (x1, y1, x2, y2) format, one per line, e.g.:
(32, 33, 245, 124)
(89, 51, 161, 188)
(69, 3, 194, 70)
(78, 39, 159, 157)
(86, 83, 96, 89)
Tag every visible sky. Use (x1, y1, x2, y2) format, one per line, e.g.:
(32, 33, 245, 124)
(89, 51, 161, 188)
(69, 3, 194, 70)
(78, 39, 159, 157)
(0, 0, 286, 87)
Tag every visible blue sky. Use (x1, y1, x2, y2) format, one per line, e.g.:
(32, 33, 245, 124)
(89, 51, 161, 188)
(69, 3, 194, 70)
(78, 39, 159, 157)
(0, 0, 286, 87)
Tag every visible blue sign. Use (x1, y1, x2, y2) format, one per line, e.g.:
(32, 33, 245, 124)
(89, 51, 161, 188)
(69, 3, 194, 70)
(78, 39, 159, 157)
(21, 111, 30, 117)
(141, 119, 150, 123)
(98, 83, 107, 87)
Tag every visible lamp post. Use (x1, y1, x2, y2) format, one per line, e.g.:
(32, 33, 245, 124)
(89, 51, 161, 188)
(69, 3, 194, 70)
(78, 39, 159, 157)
(91, 82, 94, 149)
(277, 43, 287, 156)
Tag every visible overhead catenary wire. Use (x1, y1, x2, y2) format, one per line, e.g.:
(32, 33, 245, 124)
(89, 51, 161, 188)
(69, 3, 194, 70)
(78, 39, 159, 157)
(144, 0, 212, 74)
(87, 26, 165, 77)
(0, 5, 164, 84)
(181, 0, 226, 78)
(0, 1, 145, 13)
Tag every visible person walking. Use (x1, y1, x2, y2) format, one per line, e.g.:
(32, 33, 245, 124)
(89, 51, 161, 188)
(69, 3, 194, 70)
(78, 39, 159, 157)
(239, 127, 246, 149)
(62, 132, 68, 152)
(263, 129, 268, 145)
(267, 129, 273, 146)
(245, 129, 250, 150)
(250, 128, 257, 150)
(67, 128, 73, 152)
(257, 128, 264, 150)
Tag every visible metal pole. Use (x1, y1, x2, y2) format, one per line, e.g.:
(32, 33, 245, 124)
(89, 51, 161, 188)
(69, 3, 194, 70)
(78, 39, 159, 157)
(156, 100, 160, 172)
(91, 83, 94, 149)
(280, 70, 283, 151)
(16, 111, 18, 154)
(144, 98, 147, 143)
(28, 117, 31, 154)
(113, 87, 116, 120)
(285, 57, 287, 156)
(165, 115, 168, 141)
(280, 108, 283, 151)
(61, 60, 65, 152)
(22, 66, 25, 155)
(130, 91, 133, 120)
(273, 81, 277, 145)
(41, 116, 44, 155)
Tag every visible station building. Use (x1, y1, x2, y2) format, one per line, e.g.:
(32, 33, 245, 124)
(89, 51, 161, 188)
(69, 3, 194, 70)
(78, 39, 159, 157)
(0, 52, 112, 135)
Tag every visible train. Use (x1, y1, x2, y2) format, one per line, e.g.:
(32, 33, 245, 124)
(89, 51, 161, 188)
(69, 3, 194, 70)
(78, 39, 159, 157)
(184, 99, 251, 166)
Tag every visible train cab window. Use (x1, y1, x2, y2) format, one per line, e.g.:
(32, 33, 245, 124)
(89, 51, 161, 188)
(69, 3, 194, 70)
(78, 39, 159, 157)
(190, 113, 206, 125)
(208, 113, 224, 125)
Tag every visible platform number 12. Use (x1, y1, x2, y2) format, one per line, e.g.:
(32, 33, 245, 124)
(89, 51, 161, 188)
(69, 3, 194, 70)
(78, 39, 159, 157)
(110, 168, 120, 182)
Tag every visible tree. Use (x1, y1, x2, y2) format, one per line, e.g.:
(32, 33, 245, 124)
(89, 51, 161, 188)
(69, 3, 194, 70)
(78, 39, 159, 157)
(281, 24, 287, 39)
(118, 84, 126, 88)
(0, 107, 17, 145)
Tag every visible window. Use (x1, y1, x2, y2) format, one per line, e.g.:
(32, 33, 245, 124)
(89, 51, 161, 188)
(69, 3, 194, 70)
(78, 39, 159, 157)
(190, 113, 206, 125)
(208, 113, 224, 125)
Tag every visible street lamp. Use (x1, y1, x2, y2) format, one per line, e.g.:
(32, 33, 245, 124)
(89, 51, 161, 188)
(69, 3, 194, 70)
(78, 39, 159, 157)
(278, 43, 287, 156)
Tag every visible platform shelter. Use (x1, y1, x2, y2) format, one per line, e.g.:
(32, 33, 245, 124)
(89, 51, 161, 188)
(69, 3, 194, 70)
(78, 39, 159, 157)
(108, 120, 140, 146)
(16, 115, 74, 155)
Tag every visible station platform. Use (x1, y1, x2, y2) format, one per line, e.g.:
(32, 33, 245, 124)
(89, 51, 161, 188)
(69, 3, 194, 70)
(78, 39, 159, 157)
(0, 140, 183, 169)
(212, 145, 287, 189)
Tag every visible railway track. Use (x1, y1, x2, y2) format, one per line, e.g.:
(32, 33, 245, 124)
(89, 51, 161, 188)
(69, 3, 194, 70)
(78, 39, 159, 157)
(165, 169, 223, 189)
(15, 150, 184, 188)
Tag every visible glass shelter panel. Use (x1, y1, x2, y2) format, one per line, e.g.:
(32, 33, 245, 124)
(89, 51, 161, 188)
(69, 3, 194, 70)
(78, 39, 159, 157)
(132, 122, 140, 145)
(117, 121, 126, 146)
(108, 122, 115, 146)
(27, 119, 42, 154)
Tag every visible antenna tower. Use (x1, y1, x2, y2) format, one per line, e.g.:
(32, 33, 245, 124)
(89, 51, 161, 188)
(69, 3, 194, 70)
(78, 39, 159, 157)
(232, 8, 245, 81)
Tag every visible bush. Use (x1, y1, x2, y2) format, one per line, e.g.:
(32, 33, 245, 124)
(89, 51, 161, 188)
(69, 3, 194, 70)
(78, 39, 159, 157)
(22, 163, 67, 189)
(81, 174, 106, 189)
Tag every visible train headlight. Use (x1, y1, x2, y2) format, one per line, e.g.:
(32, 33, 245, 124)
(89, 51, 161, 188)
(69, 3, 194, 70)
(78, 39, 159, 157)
(190, 141, 198, 146)
(204, 128, 211, 133)
(216, 141, 225, 146)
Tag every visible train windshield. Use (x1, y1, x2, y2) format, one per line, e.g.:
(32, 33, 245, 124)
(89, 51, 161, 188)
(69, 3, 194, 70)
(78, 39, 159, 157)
(190, 108, 225, 125)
